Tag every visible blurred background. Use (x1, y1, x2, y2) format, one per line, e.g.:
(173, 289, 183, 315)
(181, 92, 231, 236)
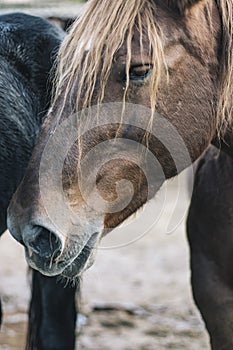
(0, 1, 209, 349)
(0, 0, 84, 27)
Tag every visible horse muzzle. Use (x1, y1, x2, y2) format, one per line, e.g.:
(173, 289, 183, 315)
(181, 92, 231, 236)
(25, 227, 99, 277)
(7, 209, 100, 277)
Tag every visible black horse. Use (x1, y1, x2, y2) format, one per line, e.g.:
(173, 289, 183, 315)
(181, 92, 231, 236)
(187, 138, 233, 350)
(0, 13, 77, 350)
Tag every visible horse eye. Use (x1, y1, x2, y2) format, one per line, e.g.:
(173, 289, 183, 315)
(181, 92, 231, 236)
(129, 65, 152, 81)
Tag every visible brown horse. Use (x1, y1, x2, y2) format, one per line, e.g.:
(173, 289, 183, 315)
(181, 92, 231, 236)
(7, 0, 233, 349)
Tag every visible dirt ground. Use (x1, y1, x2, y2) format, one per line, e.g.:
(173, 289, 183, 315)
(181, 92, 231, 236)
(0, 2, 210, 349)
(0, 170, 210, 350)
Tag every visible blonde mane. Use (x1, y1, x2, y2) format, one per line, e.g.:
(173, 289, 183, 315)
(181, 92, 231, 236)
(216, 0, 233, 129)
(54, 0, 233, 130)
(54, 0, 164, 116)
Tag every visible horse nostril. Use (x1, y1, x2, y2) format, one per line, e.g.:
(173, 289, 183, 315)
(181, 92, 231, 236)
(26, 226, 62, 260)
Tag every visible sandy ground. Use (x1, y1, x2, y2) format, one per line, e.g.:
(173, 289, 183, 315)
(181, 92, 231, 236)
(0, 170, 210, 350)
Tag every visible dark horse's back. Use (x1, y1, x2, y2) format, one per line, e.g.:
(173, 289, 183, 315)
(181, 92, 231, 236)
(0, 13, 64, 233)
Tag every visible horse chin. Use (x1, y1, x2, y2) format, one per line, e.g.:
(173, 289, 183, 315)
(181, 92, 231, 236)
(61, 251, 96, 279)
(60, 233, 99, 278)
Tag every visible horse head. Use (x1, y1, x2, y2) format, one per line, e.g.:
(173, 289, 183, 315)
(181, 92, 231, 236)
(7, 0, 232, 280)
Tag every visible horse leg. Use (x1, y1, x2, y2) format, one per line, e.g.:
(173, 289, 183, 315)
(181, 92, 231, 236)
(26, 269, 77, 350)
(187, 146, 233, 350)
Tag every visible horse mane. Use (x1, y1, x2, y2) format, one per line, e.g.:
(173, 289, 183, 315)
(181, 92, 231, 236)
(216, 0, 233, 130)
(54, 0, 232, 130)
(54, 0, 164, 116)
